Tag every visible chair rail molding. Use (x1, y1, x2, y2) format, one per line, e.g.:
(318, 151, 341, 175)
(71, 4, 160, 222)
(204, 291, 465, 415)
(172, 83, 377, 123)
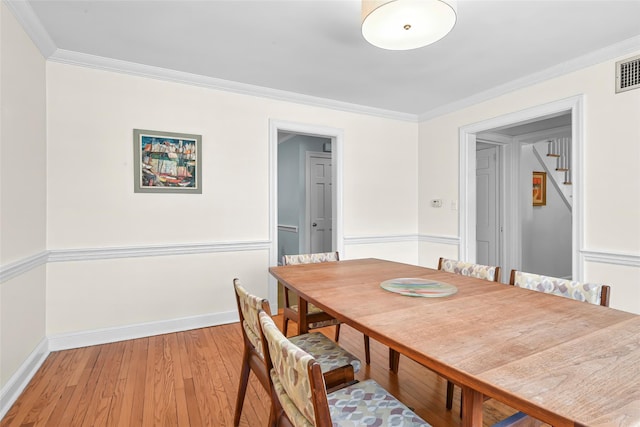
(344, 234, 418, 245)
(581, 250, 640, 268)
(47, 240, 271, 263)
(0, 251, 48, 283)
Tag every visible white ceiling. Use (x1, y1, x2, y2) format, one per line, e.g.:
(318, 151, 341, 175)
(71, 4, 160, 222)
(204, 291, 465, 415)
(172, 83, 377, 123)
(10, 0, 640, 119)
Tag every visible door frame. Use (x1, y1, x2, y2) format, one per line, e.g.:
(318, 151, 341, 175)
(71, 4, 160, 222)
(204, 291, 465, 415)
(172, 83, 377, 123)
(459, 95, 584, 280)
(269, 119, 344, 308)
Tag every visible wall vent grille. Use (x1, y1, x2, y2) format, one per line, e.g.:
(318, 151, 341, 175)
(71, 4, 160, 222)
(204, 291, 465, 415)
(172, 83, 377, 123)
(616, 54, 640, 93)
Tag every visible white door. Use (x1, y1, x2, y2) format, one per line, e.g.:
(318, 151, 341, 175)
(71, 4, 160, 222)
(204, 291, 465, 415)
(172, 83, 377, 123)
(307, 153, 332, 253)
(476, 146, 499, 266)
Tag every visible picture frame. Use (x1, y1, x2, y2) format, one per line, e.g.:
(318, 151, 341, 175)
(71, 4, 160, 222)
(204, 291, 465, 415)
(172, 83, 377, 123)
(133, 129, 202, 194)
(532, 171, 546, 206)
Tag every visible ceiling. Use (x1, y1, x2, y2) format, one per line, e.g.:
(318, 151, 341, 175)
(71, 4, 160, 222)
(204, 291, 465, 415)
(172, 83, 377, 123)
(11, 0, 640, 118)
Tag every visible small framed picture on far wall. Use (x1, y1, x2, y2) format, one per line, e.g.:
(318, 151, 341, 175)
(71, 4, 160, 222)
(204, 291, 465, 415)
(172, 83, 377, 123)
(133, 129, 202, 194)
(532, 171, 546, 206)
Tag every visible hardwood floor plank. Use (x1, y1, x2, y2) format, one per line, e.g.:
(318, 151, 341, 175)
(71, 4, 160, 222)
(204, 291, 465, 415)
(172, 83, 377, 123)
(105, 340, 135, 426)
(169, 332, 191, 427)
(81, 342, 126, 427)
(122, 338, 149, 427)
(1, 315, 519, 427)
(152, 334, 178, 426)
(183, 378, 203, 427)
(56, 346, 102, 426)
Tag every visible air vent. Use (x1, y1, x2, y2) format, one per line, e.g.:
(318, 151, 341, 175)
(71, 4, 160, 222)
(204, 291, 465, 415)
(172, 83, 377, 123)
(616, 54, 640, 93)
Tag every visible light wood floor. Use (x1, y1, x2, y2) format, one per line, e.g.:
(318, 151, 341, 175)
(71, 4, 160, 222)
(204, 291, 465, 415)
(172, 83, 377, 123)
(1, 316, 520, 427)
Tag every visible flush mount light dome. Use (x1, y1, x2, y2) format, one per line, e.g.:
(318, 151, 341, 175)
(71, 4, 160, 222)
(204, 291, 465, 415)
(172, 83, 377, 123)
(362, 0, 457, 50)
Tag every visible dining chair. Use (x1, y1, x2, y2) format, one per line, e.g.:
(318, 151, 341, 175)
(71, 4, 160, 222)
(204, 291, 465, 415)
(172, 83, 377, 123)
(389, 257, 502, 413)
(509, 270, 610, 306)
(233, 278, 361, 426)
(282, 252, 372, 365)
(258, 309, 432, 427)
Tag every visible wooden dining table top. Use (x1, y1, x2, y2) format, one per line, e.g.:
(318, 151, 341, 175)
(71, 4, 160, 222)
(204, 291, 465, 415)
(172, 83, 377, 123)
(269, 258, 640, 427)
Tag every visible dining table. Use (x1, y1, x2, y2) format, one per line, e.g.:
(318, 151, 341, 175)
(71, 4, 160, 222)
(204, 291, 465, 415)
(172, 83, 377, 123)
(269, 258, 640, 427)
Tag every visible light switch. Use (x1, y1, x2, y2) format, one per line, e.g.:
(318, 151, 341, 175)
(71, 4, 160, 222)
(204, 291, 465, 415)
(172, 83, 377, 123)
(431, 199, 443, 208)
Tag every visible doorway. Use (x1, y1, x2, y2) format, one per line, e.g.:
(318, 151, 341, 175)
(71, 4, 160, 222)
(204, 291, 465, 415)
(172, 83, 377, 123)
(269, 120, 344, 309)
(461, 96, 584, 281)
(276, 134, 332, 261)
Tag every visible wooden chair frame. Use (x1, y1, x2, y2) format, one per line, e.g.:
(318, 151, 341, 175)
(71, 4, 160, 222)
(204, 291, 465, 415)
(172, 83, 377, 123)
(233, 279, 355, 426)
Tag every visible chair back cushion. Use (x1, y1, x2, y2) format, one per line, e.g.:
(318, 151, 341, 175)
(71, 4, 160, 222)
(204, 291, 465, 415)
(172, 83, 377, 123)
(283, 252, 339, 265)
(259, 311, 317, 425)
(439, 258, 499, 281)
(234, 281, 268, 358)
(512, 271, 604, 305)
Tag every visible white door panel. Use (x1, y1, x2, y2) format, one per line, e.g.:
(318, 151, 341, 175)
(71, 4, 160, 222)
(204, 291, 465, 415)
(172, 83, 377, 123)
(308, 153, 332, 253)
(476, 147, 498, 266)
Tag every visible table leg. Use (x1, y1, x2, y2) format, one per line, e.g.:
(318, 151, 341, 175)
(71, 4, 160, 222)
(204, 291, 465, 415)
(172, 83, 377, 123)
(461, 386, 483, 427)
(298, 297, 309, 334)
(389, 348, 400, 373)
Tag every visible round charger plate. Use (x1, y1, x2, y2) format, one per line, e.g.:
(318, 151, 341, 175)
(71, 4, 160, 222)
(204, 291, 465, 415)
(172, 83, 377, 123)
(380, 277, 458, 298)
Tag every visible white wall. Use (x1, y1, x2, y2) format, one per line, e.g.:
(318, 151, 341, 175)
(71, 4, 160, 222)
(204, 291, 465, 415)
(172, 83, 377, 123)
(0, 2, 47, 392)
(44, 62, 419, 338)
(418, 51, 640, 314)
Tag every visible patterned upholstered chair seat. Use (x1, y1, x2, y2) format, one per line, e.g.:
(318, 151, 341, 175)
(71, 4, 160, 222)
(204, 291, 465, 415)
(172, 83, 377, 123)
(511, 271, 609, 306)
(326, 379, 429, 426)
(233, 279, 361, 426)
(289, 332, 361, 374)
(259, 310, 430, 427)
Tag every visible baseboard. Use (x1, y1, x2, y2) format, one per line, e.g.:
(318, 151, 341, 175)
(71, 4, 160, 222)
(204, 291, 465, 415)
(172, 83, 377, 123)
(0, 337, 49, 420)
(48, 310, 239, 351)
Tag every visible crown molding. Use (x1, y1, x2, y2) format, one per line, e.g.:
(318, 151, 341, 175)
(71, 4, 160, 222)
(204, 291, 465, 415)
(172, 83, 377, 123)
(48, 49, 418, 122)
(4, 0, 56, 57)
(8, 0, 638, 124)
(418, 35, 640, 122)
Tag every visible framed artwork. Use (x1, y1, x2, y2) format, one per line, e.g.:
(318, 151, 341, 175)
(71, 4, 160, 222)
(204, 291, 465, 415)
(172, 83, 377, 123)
(532, 171, 546, 206)
(133, 129, 202, 194)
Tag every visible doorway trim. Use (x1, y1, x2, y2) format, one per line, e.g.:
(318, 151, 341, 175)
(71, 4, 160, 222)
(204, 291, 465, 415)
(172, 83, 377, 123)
(459, 95, 585, 280)
(269, 119, 344, 308)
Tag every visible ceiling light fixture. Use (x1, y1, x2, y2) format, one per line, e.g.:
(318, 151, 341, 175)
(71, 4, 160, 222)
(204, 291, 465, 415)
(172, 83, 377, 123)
(361, 0, 457, 50)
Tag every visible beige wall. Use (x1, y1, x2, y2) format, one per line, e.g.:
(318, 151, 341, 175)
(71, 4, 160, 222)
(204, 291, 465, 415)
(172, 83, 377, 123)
(418, 51, 640, 314)
(45, 62, 419, 336)
(0, 3, 47, 387)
